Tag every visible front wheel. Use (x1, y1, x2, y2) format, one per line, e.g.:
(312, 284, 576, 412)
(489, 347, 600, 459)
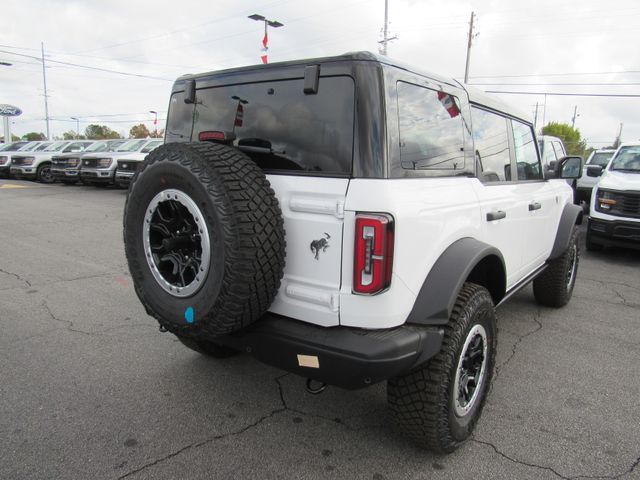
(388, 283, 496, 453)
(37, 163, 55, 184)
(533, 226, 579, 307)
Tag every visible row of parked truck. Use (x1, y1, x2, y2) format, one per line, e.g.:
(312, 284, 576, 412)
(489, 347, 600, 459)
(0, 138, 163, 187)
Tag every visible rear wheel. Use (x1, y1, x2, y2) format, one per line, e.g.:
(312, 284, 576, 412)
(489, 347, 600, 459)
(388, 283, 496, 453)
(533, 227, 579, 307)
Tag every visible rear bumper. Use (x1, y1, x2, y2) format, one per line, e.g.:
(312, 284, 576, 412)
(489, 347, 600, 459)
(217, 313, 443, 389)
(588, 217, 640, 249)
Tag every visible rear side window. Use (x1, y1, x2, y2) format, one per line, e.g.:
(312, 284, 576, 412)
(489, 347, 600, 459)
(194, 76, 355, 175)
(470, 107, 511, 182)
(512, 121, 542, 180)
(397, 81, 470, 174)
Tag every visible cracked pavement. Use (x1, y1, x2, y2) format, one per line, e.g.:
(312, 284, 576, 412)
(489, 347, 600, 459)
(1, 180, 639, 479)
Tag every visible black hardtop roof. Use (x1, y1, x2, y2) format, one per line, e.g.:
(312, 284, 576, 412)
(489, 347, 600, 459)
(173, 51, 531, 125)
(174, 51, 461, 90)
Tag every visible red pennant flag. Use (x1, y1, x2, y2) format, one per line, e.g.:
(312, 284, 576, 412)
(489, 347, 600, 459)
(262, 31, 268, 49)
(437, 91, 460, 118)
(234, 103, 244, 127)
(261, 54, 268, 64)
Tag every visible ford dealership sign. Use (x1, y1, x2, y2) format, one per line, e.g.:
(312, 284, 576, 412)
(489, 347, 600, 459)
(0, 104, 22, 117)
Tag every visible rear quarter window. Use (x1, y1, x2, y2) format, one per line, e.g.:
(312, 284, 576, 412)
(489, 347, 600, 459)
(193, 76, 355, 175)
(396, 81, 472, 176)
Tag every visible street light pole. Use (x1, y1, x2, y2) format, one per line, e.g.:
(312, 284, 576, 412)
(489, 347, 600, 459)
(149, 110, 158, 137)
(248, 14, 284, 64)
(70, 117, 79, 138)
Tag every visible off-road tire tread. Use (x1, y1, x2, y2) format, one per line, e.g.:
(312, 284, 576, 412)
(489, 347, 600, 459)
(387, 283, 496, 453)
(533, 227, 579, 307)
(124, 142, 285, 338)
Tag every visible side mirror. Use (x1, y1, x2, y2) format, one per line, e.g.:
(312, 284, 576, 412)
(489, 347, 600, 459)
(556, 156, 583, 179)
(184, 78, 196, 104)
(548, 160, 557, 171)
(586, 165, 603, 177)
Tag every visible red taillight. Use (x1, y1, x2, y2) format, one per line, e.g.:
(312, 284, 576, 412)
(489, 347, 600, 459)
(353, 213, 394, 295)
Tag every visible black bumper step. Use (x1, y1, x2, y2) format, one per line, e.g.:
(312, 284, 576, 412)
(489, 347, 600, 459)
(219, 313, 443, 390)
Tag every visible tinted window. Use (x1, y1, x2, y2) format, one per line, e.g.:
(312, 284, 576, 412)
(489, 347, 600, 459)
(194, 76, 355, 175)
(397, 82, 468, 173)
(470, 107, 511, 182)
(512, 121, 542, 180)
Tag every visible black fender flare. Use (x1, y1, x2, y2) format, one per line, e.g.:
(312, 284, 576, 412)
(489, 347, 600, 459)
(549, 203, 583, 260)
(405, 238, 505, 326)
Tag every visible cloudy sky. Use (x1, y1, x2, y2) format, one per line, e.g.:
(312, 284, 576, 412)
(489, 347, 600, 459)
(2, 0, 639, 147)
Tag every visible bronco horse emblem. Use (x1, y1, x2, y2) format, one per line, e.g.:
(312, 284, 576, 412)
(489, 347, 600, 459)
(310, 233, 331, 260)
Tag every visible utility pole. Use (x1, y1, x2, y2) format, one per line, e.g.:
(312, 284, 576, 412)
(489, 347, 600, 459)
(378, 0, 397, 56)
(571, 105, 578, 129)
(41, 42, 51, 140)
(70, 117, 79, 138)
(533, 102, 540, 131)
(463, 12, 477, 83)
(614, 122, 624, 148)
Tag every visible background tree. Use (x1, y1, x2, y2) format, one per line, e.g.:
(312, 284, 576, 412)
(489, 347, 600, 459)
(22, 132, 47, 141)
(541, 122, 587, 156)
(1, 134, 21, 142)
(62, 130, 86, 140)
(129, 124, 150, 138)
(150, 128, 165, 139)
(84, 124, 121, 140)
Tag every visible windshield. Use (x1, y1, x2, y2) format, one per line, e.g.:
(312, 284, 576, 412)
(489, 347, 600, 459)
(141, 140, 163, 153)
(610, 146, 640, 172)
(0, 141, 26, 151)
(35, 142, 53, 151)
(589, 151, 614, 167)
(84, 141, 108, 152)
(116, 139, 147, 152)
(19, 142, 41, 152)
(43, 141, 69, 152)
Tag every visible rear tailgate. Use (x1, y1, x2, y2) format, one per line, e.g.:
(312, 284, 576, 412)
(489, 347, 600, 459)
(267, 176, 349, 326)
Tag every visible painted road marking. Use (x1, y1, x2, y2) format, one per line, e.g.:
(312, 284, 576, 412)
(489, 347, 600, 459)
(0, 184, 31, 189)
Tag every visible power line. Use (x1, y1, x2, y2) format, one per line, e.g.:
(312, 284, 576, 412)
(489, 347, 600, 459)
(467, 70, 640, 80)
(486, 90, 640, 97)
(471, 82, 640, 86)
(0, 49, 173, 81)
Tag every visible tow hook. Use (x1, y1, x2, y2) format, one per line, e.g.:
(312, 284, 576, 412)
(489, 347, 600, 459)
(306, 378, 326, 395)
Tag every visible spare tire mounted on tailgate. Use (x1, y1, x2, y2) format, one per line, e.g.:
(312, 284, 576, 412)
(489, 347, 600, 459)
(123, 142, 286, 338)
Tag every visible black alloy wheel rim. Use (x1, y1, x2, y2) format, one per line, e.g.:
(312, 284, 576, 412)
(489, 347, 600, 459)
(143, 189, 211, 298)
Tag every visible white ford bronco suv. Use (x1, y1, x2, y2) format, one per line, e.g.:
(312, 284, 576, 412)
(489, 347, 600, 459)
(123, 52, 583, 452)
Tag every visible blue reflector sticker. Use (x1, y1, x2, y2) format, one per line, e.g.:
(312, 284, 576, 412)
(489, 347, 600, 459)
(184, 307, 195, 324)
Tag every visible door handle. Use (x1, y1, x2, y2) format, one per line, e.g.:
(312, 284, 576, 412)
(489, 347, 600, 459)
(486, 210, 506, 221)
(528, 202, 542, 211)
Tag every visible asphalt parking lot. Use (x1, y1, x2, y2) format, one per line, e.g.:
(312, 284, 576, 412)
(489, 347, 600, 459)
(1, 179, 639, 480)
